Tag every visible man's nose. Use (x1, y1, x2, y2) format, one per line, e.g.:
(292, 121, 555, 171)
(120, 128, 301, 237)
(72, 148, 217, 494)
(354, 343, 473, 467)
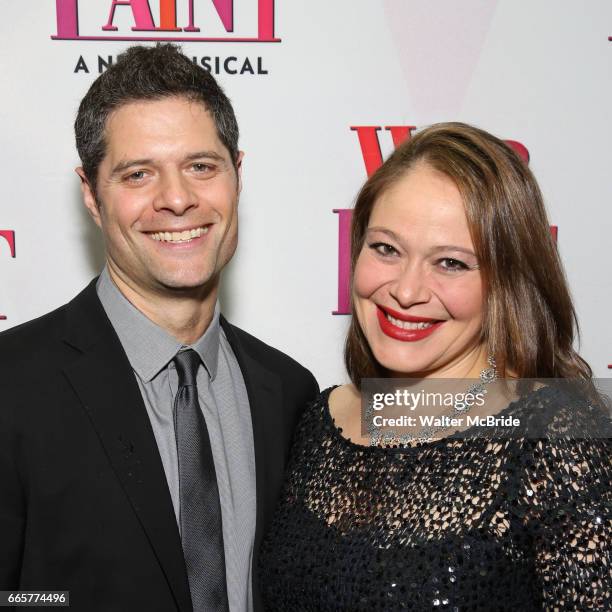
(153, 170, 197, 215)
(389, 262, 432, 308)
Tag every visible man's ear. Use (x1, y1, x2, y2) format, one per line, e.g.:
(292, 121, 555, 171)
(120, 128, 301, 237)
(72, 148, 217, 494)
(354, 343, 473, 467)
(76, 167, 102, 228)
(235, 151, 244, 194)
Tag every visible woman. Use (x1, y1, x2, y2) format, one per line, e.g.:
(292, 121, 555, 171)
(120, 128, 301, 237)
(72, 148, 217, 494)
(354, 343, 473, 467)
(259, 123, 610, 610)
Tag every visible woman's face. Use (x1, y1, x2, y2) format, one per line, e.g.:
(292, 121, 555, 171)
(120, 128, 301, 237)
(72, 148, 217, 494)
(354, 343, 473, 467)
(353, 162, 485, 378)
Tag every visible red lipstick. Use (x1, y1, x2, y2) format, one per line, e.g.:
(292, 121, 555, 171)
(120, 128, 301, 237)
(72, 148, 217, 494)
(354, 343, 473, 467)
(376, 305, 443, 342)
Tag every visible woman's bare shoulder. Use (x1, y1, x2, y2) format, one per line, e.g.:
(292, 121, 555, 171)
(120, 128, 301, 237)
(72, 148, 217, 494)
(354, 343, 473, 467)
(329, 384, 360, 413)
(328, 384, 369, 444)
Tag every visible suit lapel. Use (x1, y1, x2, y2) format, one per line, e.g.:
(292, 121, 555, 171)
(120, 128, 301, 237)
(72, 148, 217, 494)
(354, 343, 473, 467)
(61, 282, 192, 612)
(219, 318, 285, 545)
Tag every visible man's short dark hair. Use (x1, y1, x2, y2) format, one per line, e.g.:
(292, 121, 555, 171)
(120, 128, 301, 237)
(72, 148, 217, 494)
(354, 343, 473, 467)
(75, 43, 239, 192)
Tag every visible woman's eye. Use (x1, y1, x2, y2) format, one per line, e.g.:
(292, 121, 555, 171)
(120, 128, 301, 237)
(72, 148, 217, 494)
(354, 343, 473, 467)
(369, 242, 398, 257)
(438, 257, 470, 271)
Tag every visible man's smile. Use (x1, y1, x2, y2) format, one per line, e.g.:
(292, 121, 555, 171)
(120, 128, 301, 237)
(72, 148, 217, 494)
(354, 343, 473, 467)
(147, 224, 212, 243)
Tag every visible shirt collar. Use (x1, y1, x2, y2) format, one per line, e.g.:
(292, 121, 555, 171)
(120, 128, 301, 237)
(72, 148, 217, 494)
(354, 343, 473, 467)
(96, 267, 220, 383)
(189, 308, 220, 381)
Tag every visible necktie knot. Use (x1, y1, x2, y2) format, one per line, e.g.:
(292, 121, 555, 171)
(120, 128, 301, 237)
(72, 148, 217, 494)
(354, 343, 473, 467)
(174, 349, 201, 388)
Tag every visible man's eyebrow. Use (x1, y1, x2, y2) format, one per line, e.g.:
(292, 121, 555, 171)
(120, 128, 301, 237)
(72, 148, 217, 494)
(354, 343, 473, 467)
(111, 158, 153, 176)
(110, 151, 227, 176)
(184, 150, 226, 163)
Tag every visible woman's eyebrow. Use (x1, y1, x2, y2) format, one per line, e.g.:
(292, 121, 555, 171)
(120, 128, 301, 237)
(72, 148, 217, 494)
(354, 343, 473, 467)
(428, 245, 476, 257)
(367, 228, 476, 257)
(366, 227, 401, 240)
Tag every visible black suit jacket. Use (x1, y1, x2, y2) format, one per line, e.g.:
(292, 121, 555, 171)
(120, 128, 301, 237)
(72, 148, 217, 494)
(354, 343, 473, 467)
(0, 280, 319, 611)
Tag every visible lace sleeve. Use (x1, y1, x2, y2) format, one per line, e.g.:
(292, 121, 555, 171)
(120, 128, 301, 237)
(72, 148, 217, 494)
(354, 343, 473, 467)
(520, 436, 611, 610)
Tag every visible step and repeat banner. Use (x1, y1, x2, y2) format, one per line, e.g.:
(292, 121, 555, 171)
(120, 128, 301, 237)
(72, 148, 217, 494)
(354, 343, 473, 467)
(1, 1, 611, 387)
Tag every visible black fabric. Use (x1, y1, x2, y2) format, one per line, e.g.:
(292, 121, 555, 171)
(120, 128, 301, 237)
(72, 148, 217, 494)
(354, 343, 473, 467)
(0, 279, 319, 612)
(259, 386, 611, 611)
(174, 350, 228, 612)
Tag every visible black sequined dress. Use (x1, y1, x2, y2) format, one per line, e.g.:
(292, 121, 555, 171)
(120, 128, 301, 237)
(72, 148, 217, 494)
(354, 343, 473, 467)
(259, 386, 611, 611)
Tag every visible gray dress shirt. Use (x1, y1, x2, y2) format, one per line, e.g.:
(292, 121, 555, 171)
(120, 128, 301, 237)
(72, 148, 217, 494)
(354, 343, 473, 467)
(97, 268, 255, 612)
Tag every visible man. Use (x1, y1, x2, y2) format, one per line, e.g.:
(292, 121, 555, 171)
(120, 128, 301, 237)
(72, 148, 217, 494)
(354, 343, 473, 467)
(0, 44, 318, 612)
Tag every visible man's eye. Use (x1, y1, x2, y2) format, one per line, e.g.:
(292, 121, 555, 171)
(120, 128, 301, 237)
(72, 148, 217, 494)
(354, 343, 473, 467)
(126, 170, 146, 181)
(438, 257, 470, 272)
(369, 242, 398, 257)
(192, 163, 212, 172)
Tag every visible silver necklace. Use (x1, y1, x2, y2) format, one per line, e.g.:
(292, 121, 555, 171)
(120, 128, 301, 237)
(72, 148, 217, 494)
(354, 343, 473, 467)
(367, 356, 498, 446)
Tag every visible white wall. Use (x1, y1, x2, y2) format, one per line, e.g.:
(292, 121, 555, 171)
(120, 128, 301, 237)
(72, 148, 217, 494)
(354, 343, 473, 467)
(1, 0, 611, 388)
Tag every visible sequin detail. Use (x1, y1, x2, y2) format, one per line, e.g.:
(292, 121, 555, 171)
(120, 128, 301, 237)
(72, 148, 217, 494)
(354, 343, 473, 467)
(259, 386, 611, 610)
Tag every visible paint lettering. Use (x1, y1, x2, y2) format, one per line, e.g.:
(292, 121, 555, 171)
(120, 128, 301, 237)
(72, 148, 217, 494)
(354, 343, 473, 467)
(53, 0, 276, 41)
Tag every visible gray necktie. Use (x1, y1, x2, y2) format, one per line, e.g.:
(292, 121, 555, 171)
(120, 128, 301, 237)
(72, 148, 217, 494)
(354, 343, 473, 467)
(173, 349, 229, 612)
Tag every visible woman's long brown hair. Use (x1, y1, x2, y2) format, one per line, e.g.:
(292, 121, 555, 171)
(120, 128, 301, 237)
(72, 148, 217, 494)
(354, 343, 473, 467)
(345, 122, 591, 388)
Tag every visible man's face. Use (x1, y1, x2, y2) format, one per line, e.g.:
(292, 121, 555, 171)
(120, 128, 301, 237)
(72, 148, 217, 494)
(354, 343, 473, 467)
(79, 96, 241, 298)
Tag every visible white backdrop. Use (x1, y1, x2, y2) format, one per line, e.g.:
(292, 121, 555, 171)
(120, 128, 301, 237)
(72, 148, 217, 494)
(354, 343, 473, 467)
(1, 1, 611, 389)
